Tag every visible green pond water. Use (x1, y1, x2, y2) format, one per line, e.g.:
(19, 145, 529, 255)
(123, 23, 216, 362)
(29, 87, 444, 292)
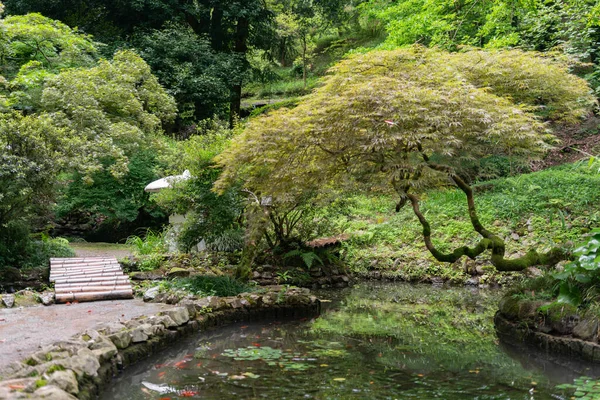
(100, 283, 600, 400)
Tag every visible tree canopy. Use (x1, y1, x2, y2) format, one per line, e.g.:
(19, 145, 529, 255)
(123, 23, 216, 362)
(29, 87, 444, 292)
(216, 46, 596, 270)
(0, 6, 176, 231)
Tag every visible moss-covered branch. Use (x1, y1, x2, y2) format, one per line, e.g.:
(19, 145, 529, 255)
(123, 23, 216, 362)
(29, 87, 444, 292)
(406, 179, 569, 272)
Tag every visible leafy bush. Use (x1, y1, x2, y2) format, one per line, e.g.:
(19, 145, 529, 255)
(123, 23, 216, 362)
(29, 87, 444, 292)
(0, 221, 31, 268)
(164, 275, 252, 297)
(547, 229, 600, 307)
(55, 151, 168, 242)
(0, 221, 74, 270)
(25, 235, 75, 269)
(126, 230, 167, 256)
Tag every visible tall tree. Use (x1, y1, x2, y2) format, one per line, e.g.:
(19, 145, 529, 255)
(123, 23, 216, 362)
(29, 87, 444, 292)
(4, 0, 274, 126)
(216, 47, 596, 272)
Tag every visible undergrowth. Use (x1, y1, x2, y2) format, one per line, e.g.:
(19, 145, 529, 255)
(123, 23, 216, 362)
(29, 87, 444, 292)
(162, 275, 253, 297)
(322, 163, 600, 283)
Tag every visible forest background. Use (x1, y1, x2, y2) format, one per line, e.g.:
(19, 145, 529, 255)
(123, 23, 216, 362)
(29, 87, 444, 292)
(1, 0, 600, 287)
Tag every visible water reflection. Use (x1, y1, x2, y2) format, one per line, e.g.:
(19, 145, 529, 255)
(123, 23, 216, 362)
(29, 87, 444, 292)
(101, 282, 598, 400)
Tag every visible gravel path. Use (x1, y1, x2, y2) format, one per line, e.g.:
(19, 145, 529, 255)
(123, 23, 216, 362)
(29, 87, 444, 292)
(70, 242, 133, 259)
(0, 299, 174, 374)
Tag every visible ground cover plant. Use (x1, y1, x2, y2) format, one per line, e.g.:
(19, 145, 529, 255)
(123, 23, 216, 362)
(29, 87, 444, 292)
(319, 163, 600, 283)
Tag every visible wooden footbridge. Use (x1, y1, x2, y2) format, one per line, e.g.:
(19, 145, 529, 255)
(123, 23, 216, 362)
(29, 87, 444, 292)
(50, 257, 133, 303)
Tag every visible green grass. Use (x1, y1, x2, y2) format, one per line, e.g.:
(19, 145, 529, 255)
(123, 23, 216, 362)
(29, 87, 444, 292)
(162, 275, 253, 297)
(321, 163, 600, 283)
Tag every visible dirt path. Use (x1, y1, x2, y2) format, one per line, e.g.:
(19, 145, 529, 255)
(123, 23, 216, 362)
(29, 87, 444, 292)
(69, 242, 133, 259)
(0, 299, 174, 374)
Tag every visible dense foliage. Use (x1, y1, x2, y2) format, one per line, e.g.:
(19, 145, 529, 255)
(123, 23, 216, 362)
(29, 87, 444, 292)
(216, 47, 595, 271)
(0, 5, 176, 269)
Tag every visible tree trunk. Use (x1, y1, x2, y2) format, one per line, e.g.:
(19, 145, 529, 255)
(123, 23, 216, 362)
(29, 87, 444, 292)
(230, 16, 249, 128)
(302, 35, 307, 90)
(403, 166, 570, 271)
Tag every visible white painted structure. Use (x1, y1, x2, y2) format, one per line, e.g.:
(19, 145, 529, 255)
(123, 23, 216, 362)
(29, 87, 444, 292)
(144, 170, 206, 252)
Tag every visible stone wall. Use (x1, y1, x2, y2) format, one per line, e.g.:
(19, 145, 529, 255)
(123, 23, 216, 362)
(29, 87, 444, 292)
(0, 288, 320, 399)
(494, 296, 600, 363)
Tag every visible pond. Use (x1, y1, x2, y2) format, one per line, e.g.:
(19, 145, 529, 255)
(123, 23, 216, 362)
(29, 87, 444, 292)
(100, 282, 600, 400)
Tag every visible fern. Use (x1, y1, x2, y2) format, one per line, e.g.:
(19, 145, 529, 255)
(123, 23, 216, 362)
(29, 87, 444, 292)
(284, 249, 323, 269)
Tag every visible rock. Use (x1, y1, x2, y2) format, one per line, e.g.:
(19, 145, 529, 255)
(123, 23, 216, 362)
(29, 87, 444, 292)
(573, 319, 599, 341)
(309, 268, 322, 278)
(90, 337, 118, 362)
(143, 287, 161, 302)
(33, 385, 78, 399)
(0, 378, 37, 394)
(206, 296, 227, 310)
(178, 299, 198, 319)
(2, 294, 15, 308)
(225, 298, 243, 309)
(96, 322, 127, 335)
(130, 326, 149, 343)
(40, 292, 55, 306)
(525, 267, 543, 278)
(466, 277, 479, 286)
(261, 272, 273, 279)
(498, 297, 520, 320)
(431, 277, 444, 286)
(152, 315, 178, 329)
(47, 340, 87, 356)
(14, 290, 39, 307)
(153, 292, 169, 303)
(47, 370, 79, 395)
(165, 293, 181, 304)
(108, 331, 132, 349)
(161, 308, 189, 326)
(166, 267, 190, 278)
(511, 232, 520, 240)
(130, 271, 164, 281)
(475, 265, 486, 276)
(73, 348, 101, 377)
(252, 271, 261, 279)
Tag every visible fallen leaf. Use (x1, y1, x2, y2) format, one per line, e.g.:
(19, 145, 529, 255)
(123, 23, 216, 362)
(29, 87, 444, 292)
(180, 390, 197, 397)
(65, 302, 71, 306)
(240, 325, 248, 329)
(333, 378, 346, 382)
(8, 384, 25, 390)
(320, 364, 329, 367)
(87, 310, 92, 313)
(229, 375, 246, 380)
(174, 361, 187, 369)
(158, 372, 166, 378)
(159, 398, 171, 400)
(0, 318, 6, 322)
(196, 362, 203, 367)
(252, 342, 261, 347)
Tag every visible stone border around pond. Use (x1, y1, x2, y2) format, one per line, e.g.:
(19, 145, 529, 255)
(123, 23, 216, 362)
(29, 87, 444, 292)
(0, 287, 320, 400)
(494, 312, 600, 363)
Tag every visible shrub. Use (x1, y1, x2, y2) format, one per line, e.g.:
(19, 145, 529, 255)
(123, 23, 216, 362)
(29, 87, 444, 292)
(164, 275, 252, 297)
(126, 230, 167, 256)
